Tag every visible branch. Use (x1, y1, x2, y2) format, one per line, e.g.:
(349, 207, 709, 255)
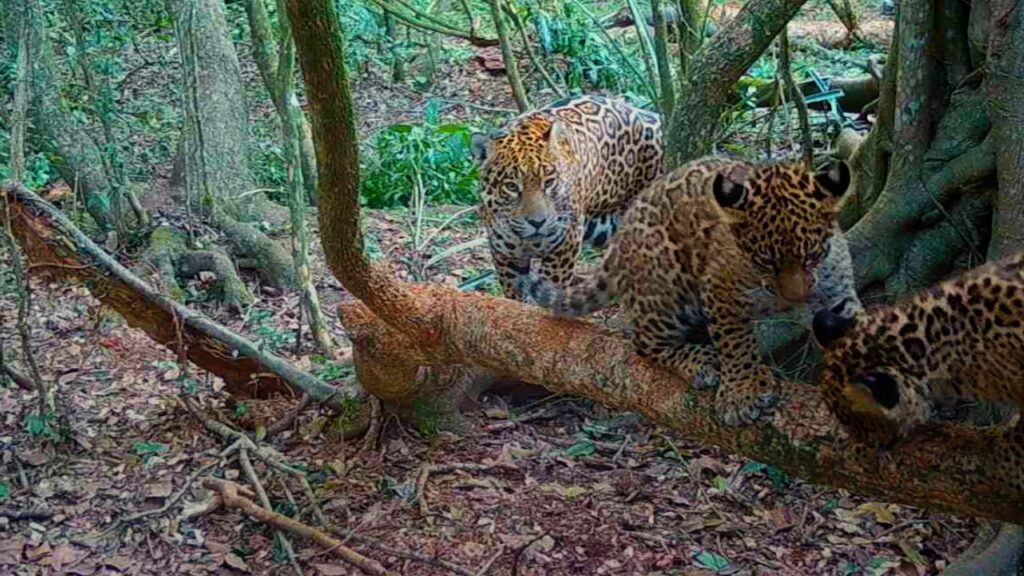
(287, 0, 1024, 525)
(365, 0, 497, 47)
(667, 0, 812, 165)
(1, 183, 347, 404)
(203, 478, 395, 576)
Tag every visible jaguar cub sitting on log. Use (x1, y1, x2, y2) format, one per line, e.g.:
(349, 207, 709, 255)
(519, 156, 858, 426)
(813, 254, 1024, 488)
(471, 95, 662, 301)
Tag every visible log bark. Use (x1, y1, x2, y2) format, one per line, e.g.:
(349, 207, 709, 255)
(286, 0, 1024, 524)
(2, 183, 346, 404)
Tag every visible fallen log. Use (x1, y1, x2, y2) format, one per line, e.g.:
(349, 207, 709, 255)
(1, 183, 347, 403)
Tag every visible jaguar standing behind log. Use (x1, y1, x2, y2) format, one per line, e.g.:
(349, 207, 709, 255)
(471, 95, 662, 300)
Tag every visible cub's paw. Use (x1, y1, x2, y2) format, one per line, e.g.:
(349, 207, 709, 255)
(715, 367, 780, 427)
(692, 362, 721, 390)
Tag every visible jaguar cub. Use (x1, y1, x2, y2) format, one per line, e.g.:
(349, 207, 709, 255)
(472, 95, 662, 301)
(519, 157, 857, 426)
(813, 253, 1024, 438)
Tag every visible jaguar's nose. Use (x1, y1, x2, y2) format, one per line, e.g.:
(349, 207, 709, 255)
(526, 217, 546, 229)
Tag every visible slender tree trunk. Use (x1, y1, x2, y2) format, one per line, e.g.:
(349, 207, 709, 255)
(383, 9, 406, 83)
(274, 0, 338, 354)
(486, 0, 529, 111)
(778, 29, 813, 168)
(60, 0, 149, 229)
(3, 8, 51, 416)
(242, 0, 319, 205)
(666, 0, 811, 166)
(651, 0, 676, 117)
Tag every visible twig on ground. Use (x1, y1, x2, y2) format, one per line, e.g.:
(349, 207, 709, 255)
(325, 526, 477, 576)
(114, 440, 240, 530)
(414, 462, 519, 516)
(512, 532, 548, 576)
(266, 393, 313, 439)
(1, 363, 34, 392)
(0, 506, 55, 521)
(239, 447, 303, 576)
(475, 546, 505, 576)
(203, 478, 394, 576)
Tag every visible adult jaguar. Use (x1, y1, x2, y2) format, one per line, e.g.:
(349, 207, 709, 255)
(472, 95, 662, 300)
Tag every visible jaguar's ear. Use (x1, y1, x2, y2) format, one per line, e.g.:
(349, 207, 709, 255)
(858, 372, 900, 409)
(814, 160, 851, 199)
(546, 120, 573, 156)
(713, 173, 749, 210)
(812, 308, 856, 348)
(471, 132, 491, 163)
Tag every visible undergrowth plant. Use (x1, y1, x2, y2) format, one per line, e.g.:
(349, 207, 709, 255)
(360, 98, 479, 208)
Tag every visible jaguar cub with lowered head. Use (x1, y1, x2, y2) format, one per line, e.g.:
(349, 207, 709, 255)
(813, 253, 1024, 446)
(519, 157, 857, 426)
(472, 95, 662, 300)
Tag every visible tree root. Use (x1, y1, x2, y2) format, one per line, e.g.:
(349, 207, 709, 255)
(203, 478, 395, 576)
(941, 522, 1023, 576)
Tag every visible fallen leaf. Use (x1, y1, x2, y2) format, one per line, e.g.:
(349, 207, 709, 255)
(145, 480, 174, 500)
(857, 502, 897, 525)
(0, 536, 24, 565)
(223, 552, 250, 572)
(25, 542, 52, 562)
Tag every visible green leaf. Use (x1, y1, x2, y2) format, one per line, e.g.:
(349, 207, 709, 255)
(131, 441, 169, 456)
(711, 476, 729, 492)
(695, 551, 730, 572)
(563, 439, 596, 459)
(0, 481, 10, 501)
(840, 562, 861, 575)
(739, 461, 767, 475)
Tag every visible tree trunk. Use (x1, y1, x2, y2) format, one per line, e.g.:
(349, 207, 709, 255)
(666, 0, 812, 166)
(241, 0, 319, 205)
(486, 0, 529, 112)
(2, 0, 118, 232)
(286, 0, 1024, 525)
(166, 0, 295, 289)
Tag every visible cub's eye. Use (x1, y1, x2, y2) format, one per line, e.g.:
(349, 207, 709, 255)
(502, 182, 520, 196)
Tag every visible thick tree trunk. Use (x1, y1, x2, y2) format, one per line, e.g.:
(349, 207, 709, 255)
(167, 0, 295, 289)
(2, 0, 118, 232)
(286, 0, 1024, 525)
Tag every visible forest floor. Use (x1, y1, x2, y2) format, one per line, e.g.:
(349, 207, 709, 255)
(0, 4, 970, 576)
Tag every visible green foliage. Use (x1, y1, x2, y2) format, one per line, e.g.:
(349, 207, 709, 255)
(23, 412, 61, 441)
(0, 480, 9, 502)
(131, 440, 169, 464)
(311, 354, 354, 381)
(247, 308, 294, 352)
(361, 99, 479, 208)
(694, 551, 730, 572)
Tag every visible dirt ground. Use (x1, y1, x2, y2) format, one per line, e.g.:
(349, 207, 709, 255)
(0, 4, 979, 575)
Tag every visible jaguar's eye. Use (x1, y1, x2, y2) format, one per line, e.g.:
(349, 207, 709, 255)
(502, 182, 520, 196)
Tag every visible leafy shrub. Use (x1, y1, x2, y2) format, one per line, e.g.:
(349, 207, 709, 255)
(360, 99, 479, 208)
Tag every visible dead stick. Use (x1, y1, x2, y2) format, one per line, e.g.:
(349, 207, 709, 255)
(239, 447, 304, 576)
(203, 478, 394, 576)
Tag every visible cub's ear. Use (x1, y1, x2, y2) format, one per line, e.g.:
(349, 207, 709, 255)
(713, 173, 749, 209)
(471, 133, 491, 163)
(814, 160, 851, 199)
(812, 308, 856, 347)
(858, 371, 900, 409)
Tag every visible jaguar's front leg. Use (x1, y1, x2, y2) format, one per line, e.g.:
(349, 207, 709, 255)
(538, 221, 584, 290)
(489, 239, 532, 301)
(700, 266, 780, 426)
